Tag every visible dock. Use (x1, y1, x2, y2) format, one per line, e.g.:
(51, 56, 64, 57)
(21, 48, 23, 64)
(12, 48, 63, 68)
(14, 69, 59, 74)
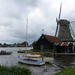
(53, 53, 75, 56)
(17, 50, 75, 56)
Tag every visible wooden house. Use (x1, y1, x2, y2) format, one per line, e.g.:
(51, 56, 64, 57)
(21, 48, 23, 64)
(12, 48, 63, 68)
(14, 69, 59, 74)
(33, 34, 62, 51)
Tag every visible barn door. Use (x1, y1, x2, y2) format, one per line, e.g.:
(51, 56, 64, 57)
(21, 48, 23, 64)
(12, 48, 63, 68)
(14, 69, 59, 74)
(40, 45, 43, 50)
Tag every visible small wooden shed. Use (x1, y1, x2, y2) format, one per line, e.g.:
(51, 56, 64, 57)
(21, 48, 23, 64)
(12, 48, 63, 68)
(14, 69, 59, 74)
(60, 42, 74, 53)
(33, 34, 62, 51)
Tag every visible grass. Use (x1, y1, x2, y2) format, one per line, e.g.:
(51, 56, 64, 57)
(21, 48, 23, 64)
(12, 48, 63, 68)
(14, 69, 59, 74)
(0, 65, 32, 75)
(54, 66, 75, 75)
(21, 49, 53, 52)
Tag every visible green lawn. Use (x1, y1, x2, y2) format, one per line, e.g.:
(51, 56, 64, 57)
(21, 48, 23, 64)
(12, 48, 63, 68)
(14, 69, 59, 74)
(54, 66, 75, 75)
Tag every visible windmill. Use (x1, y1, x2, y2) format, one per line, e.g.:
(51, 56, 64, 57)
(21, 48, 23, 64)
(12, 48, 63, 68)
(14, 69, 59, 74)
(55, 3, 75, 42)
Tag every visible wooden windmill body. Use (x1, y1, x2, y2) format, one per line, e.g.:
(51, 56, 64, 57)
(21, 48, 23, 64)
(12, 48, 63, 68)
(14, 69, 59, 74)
(58, 19, 73, 41)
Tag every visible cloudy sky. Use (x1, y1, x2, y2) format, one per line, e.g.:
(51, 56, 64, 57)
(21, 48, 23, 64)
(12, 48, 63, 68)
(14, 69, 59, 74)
(0, 0, 75, 44)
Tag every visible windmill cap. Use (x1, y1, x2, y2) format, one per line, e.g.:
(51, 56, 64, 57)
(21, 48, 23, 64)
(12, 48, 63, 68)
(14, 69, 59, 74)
(59, 19, 70, 25)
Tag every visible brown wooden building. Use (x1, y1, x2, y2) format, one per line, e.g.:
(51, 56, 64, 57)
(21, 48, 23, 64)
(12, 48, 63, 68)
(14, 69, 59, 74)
(33, 34, 62, 51)
(33, 34, 74, 53)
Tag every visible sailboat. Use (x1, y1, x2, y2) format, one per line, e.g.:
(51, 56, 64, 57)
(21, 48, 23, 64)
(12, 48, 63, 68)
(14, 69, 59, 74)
(18, 55, 53, 63)
(18, 18, 45, 65)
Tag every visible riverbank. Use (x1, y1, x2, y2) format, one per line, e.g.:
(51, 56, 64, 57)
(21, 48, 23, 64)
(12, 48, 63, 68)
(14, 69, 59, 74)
(0, 65, 32, 75)
(18, 49, 75, 56)
(18, 49, 53, 57)
(54, 66, 75, 75)
(18, 51, 53, 57)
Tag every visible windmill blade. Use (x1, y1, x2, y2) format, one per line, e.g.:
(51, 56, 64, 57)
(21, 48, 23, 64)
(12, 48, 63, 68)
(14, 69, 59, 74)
(55, 3, 62, 37)
(55, 23, 58, 37)
(58, 3, 62, 20)
(56, 17, 58, 22)
(55, 17, 58, 36)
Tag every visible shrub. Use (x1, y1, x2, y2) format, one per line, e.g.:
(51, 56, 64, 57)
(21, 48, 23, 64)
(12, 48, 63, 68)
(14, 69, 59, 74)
(0, 65, 32, 75)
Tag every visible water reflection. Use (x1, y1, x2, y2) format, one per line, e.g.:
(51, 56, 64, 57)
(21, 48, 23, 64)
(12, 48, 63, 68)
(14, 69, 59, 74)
(53, 55, 75, 69)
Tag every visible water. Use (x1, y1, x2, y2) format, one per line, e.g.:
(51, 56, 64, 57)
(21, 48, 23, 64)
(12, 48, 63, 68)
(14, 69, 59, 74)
(0, 47, 75, 75)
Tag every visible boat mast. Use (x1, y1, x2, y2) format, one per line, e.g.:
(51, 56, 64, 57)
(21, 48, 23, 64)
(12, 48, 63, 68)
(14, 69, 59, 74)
(26, 17, 28, 56)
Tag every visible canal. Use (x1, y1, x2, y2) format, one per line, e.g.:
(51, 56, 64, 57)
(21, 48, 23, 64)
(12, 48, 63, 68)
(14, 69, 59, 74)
(0, 47, 75, 75)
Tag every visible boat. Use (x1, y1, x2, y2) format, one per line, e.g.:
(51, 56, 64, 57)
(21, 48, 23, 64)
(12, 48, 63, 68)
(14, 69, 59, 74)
(28, 54, 41, 57)
(18, 58, 45, 66)
(0, 51, 12, 55)
(18, 55, 53, 63)
(18, 18, 45, 65)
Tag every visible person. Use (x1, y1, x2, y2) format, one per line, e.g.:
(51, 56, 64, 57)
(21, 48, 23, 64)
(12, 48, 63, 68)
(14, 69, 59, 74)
(1, 50, 4, 53)
(4, 51, 6, 53)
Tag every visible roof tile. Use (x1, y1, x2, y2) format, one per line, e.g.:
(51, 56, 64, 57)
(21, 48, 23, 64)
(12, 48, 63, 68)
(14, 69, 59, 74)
(44, 34, 62, 44)
(61, 42, 69, 46)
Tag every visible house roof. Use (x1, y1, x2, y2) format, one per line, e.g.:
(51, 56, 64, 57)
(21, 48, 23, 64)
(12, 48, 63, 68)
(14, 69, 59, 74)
(43, 34, 62, 44)
(61, 42, 70, 46)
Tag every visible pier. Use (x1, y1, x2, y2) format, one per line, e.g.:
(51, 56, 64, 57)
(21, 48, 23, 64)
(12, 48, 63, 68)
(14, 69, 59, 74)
(53, 53, 75, 56)
(18, 51, 75, 56)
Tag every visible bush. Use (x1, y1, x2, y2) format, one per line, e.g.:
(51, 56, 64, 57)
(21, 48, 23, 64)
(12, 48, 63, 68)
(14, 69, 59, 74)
(0, 65, 32, 75)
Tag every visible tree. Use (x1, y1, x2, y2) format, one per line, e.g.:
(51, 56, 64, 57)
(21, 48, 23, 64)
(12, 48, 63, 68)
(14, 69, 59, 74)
(0, 43, 2, 45)
(21, 41, 28, 46)
(18, 43, 20, 45)
(4, 43, 7, 45)
(14, 43, 16, 45)
(32, 41, 36, 45)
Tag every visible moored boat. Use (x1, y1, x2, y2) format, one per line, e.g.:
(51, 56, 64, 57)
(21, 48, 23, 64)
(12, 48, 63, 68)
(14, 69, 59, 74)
(18, 55, 53, 63)
(0, 51, 12, 55)
(18, 18, 45, 66)
(18, 58, 45, 66)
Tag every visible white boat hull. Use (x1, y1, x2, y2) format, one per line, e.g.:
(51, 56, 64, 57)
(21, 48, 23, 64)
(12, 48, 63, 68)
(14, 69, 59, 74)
(19, 56, 53, 63)
(18, 58, 45, 66)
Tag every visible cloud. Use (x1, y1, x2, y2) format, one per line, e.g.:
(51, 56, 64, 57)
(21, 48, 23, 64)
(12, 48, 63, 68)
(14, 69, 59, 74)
(0, 0, 75, 44)
(0, 0, 39, 44)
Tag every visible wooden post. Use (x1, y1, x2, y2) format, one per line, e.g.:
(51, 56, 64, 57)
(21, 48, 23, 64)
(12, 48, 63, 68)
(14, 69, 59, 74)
(54, 45, 57, 53)
(72, 45, 74, 52)
(65, 47, 66, 53)
(68, 46, 69, 53)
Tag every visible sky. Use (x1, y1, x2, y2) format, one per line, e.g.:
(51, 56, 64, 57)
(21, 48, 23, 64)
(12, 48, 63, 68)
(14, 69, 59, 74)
(0, 0, 75, 44)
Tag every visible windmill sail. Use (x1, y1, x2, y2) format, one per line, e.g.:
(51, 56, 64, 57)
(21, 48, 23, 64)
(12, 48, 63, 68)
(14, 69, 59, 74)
(69, 24, 75, 38)
(63, 21, 75, 38)
(55, 3, 62, 37)
(55, 3, 75, 42)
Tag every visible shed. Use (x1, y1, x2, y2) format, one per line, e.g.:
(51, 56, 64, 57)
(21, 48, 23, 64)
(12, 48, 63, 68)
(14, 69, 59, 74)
(33, 34, 62, 51)
(60, 42, 74, 53)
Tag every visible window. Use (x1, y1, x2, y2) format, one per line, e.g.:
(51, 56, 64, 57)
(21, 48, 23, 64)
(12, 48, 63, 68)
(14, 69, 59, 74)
(42, 36, 44, 39)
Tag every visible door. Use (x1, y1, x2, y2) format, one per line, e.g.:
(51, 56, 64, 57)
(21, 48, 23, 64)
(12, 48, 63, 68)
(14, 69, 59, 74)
(40, 45, 43, 50)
